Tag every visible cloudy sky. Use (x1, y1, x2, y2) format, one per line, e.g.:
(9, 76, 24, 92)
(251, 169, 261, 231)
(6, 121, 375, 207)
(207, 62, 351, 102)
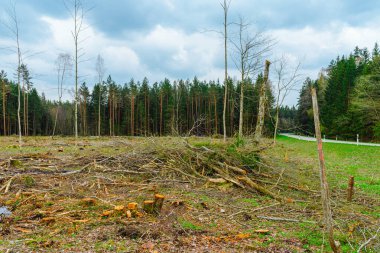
(1, 0, 380, 105)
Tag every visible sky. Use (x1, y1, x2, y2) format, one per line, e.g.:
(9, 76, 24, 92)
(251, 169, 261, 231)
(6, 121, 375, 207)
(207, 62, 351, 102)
(1, 0, 380, 106)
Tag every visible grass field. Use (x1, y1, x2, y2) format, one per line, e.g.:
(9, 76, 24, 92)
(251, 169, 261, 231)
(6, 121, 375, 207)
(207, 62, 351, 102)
(0, 136, 378, 252)
(275, 135, 380, 197)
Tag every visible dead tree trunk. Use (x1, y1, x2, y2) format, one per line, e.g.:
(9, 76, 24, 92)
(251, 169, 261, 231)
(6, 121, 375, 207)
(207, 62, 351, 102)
(255, 60, 271, 141)
(311, 87, 341, 253)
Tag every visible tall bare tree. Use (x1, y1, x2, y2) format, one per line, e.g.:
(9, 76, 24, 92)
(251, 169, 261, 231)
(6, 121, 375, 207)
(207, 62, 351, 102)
(52, 53, 72, 137)
(231, 17, 273, 138)
(3, 2, 23, 146)
(95, 54, 105, 137)
(221, 0, 231, 142)
(273, 56, 301, 144)
(65, 0, 85, 139)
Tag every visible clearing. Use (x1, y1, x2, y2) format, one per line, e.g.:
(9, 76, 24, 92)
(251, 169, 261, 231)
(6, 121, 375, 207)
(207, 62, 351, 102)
(0, 136, 379, 252)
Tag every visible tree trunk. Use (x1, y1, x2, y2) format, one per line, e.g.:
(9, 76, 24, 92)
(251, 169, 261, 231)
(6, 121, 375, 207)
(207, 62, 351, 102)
(23, 80, 26, 136)
(74, 36, 78, 140)
(255, 60, 271, 142)
(98, 86, 101, 137)
(84, 96, 87, 136)
(131, 95, 134, 136)
(17, 47, 22, 146)
(311, 87, 341, 253)
(26, 87, 28, 136)
(222, 0, 229, 142)
(214, 94, 218, 134)
(238, 79, 244, 138)
(159, 92, 163, 136)
(2, 80, 6, 136)
(52, 102, 60, 137)
(273, 90, 281, 144)
(109, 90, 112, 136)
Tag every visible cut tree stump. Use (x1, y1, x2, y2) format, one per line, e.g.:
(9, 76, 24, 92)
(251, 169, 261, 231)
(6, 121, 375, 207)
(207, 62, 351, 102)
(143, 200, 154, 214)
(127, 202, 138, 210)
(153, 194, 165, 214)
(347, 176, 354, 202)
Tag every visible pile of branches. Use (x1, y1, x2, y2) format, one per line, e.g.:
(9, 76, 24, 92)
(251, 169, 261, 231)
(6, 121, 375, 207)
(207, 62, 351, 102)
(149, 140, 283, 202)
(0, 140, 283, 202)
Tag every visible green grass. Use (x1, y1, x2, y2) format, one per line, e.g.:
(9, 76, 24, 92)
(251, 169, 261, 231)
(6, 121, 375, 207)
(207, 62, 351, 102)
(240, 198, 259, 207)
(276, 135, 380, 196)
(178, 218, 203, 231)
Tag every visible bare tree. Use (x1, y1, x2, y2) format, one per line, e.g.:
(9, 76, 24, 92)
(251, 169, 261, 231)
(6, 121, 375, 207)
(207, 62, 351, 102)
(95, 54, 105, 137)
(273, 56, 301, 144)
(231, 17, 273, 139)
(52, 53, 72, 137)
(65, 0, 86, 139)
(221, 0, 231, 142)
(3, 1, 23, 146)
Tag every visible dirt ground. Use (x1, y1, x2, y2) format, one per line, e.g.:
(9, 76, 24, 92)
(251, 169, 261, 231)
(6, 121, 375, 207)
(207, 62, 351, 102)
(0, 136, 378, 252)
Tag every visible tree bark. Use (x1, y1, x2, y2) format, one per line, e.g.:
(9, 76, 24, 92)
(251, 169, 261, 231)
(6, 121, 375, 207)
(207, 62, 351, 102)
(255, 60, 271, 142)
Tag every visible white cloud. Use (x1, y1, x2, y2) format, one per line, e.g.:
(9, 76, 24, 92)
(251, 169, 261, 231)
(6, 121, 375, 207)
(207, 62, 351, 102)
(133, 25, 222, 79)
(268, 22, 380, 105)
(19, 15, 144, 97)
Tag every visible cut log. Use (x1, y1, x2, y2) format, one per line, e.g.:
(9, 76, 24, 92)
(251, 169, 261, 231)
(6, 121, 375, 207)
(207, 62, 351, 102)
(153, 194, 165, 214)
(208, 178, 227, 184)
(238, 176, 282, 202)
(143, 200, 154, 214)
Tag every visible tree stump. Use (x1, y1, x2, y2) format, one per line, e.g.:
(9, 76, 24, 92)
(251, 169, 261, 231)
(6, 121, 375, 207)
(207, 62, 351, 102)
(347, 176, 354, 202)
(143, 200, 154, 214)
(153, 194, 165, 214)
(128, 202, 138, 210)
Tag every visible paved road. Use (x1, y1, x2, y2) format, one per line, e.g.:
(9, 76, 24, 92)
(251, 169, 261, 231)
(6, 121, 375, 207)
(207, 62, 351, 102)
(280, 133, 380, 147)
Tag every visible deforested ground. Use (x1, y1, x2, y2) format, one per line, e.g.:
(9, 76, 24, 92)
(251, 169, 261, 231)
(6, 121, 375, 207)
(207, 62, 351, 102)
(0, 136, 379, 252)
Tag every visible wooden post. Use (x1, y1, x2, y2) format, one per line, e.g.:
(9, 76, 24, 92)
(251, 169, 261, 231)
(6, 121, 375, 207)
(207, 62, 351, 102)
(311, 88, 341, 253)
(347, 176, 354, 202)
